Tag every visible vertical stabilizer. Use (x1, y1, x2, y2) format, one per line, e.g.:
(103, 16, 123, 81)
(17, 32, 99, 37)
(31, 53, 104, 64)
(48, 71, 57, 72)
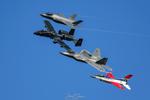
(69, 29, 75, 35)
(93, 48, 101, 58)
(75, 38, 83, 46)
(124, 74, 133, 80)
(122, 74, 133, 90)
(69, 14, 77, 20)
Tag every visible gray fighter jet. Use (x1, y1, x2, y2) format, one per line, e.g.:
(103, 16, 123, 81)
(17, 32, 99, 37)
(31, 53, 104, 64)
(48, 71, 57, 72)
(34, 20, 75, 53)
(60, 48, 112, 72)
(40, 13, 83, 29)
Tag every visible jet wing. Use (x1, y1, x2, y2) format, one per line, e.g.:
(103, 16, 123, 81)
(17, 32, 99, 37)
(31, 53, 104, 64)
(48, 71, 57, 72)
(56, 39, 74, 53)
(80, 50, 92, 59)
(44, 20, 56, 34)
(87, 62, 106, 72)
(106, 73, 124, 90)
(65, 22, 75, 29)
(80, 48, 102, 61)
(86, 61, 112, 72)
(111, 82, 125, 90)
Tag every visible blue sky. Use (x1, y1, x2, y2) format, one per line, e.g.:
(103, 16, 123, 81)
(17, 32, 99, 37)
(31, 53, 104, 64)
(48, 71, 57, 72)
(0, 0, 150, 100)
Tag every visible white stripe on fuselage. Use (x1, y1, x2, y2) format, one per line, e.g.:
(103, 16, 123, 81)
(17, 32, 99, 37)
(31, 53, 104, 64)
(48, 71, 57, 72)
(95, 76, 131, 90)
(95, 76, 126, 85)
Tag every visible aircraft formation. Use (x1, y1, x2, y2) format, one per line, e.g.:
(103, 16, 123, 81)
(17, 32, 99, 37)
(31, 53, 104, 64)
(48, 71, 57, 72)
(34, 12, 133, 90)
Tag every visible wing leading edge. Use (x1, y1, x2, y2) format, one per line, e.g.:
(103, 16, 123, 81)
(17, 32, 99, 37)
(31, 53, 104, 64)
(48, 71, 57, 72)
(56, 39, 74, 53)
(44, 20, 56, 34)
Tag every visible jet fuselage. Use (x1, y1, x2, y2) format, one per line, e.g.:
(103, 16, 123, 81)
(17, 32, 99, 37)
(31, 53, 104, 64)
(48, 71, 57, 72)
(59, 34, 74, 41)
(93, 75, 126, 85)
(60, 52, 86, 63)
(41, 13, 74, 26)
(91, 75, 131, 90)
(60, 49, 111, 72)
(34, 30, 55, 39)
(34, 30, 76, 42)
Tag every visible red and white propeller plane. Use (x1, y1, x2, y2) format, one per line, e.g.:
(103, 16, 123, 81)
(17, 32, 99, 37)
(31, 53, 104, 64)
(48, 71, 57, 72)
(91, 72, 133, 90)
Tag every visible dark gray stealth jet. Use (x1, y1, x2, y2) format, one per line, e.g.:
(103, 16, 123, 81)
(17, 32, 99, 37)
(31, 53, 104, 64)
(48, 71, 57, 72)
(34, 20, 76, 53)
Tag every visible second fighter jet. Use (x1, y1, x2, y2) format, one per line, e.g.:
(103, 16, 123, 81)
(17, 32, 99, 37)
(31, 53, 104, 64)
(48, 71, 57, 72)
(34, 20, 83, 47)
(60, 48, 112, 72)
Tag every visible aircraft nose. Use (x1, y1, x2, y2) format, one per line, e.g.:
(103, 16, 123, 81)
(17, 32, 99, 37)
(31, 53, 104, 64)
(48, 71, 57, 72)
(90, 75, 96, 78)
(34, 31, 40, 35)
(40, 13, 53, 17)
(40, 13, 46, 17)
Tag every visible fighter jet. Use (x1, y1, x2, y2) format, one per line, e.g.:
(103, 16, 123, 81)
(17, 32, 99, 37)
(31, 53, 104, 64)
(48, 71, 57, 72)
(34, 20, 74, 53)
(40, 13, 83, 28)
(34, 20, 83, 47)
(60, 48, 112, 72)
(91, 72, 133, 90)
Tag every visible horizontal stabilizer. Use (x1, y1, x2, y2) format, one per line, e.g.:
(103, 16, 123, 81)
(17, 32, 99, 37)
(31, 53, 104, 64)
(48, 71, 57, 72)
(123, 84, 131, 90)
(124, 74, 133, 80)
(122, 75, 133, 90)
(75, 38, 83, 46)
(96, 58, 108, 65)
(73, 20, 83, 26)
